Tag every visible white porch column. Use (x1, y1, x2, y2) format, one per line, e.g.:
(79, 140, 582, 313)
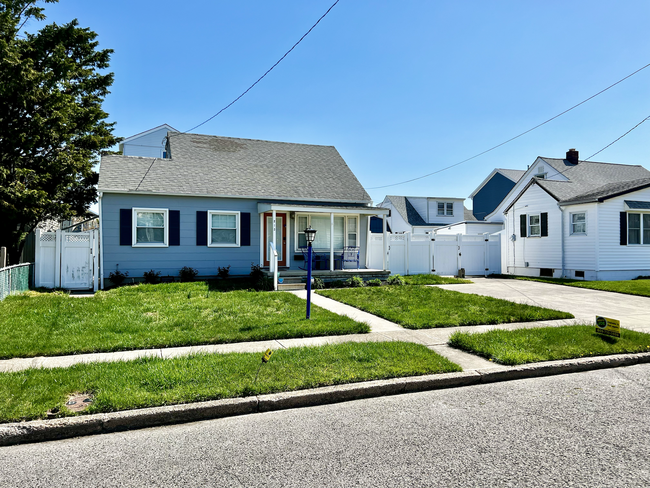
(484, 232, 490, 277)
(259, 214, 264, 265)
(365, 216, 371, 268)
(271, 210, 276, 266)
(330, 213, 334, 271)
(382, 215, 387, 271)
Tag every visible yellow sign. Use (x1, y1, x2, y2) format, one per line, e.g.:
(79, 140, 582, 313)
(262, 349, 273, 363)
(595, 316, 620, 338)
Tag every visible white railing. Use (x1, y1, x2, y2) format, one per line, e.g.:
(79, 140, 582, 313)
(269, 242, 278, 291)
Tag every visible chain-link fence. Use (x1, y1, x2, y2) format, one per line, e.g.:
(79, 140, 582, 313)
(0, 263, 33, 301)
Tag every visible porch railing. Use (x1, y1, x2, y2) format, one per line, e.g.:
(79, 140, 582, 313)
(269, 242, 278, 291)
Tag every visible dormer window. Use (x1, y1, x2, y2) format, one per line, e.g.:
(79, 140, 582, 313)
(437, 202, 453, 216)
(535, 165, 547, 179)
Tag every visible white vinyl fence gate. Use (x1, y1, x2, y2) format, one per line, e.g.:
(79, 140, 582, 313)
(367, 232, 501, 276)
(34, 229, 99, 291)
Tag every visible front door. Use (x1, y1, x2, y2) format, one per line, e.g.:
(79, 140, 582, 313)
(264, 212, 287, 267)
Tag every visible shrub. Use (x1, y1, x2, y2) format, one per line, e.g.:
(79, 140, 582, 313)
(312, 277, 325, 289)
(387, 274, 405, 286)
(143, 270, 161, 285)
(108, 269, 128, 287)
(367, 279, 382, 287)
(179, 266, 199, 282)
(345, 276, 366, 288)
(217, 265, 231, 279)
(254, 277, 274, 291)
(250, 263, 265, 282)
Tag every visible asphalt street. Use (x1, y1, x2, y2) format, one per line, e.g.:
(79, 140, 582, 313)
(1, 364, 648, 487)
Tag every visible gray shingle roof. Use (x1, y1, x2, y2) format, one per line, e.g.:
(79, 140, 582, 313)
(464, 206, 477, 221)
(385, 196, 427, 226)
(498, 169, 526, 182)
(535, 157, 650, 203)
(99, 133, 372, 204)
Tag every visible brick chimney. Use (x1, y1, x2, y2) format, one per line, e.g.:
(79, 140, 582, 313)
(566, 148, 579, 164)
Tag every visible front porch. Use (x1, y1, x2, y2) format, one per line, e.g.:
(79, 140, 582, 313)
(263, 268, 390, 282)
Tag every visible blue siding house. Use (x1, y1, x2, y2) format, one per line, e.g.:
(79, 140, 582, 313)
(469, 168, 525, 220)
(98, 132, 389, 287)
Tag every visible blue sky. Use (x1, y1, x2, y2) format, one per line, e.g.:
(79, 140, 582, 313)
(34, 0, 650, 207)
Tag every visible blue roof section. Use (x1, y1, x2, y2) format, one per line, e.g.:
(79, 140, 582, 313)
(369, 216, 391, 233)
(625, 200, 650, 209)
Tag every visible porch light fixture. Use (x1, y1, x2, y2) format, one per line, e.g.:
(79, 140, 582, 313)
(305, 226, 317, 319)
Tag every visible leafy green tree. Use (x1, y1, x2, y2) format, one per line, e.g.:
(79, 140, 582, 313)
(0, 0, 118, 263)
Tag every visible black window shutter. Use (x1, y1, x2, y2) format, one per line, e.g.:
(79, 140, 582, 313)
(196, 211, 207, 246)
(520, 214, 527, 238)
(169, 210, 180, 246)
(240, 212, 251, 246)
(541, 212, 548, 237)
(620, 212, 627, 245)
(120, 209, 132, 245)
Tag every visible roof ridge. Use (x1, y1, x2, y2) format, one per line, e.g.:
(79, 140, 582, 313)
(176, 132, 335, 148)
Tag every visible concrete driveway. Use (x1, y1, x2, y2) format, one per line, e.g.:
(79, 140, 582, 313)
(435, 277, 650, 333)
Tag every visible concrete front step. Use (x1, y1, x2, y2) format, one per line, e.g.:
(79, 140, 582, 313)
(278, 283, 306, 291)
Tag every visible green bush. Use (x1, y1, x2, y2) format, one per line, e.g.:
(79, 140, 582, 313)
(387, 274, 405, 286)
(217, 265, 231, 279)
(327, 280, 346, 289)
(254, 277, 274, 291)
(250, 263, 265, 282)
(143, 270, 161, 285)
(366, 279, 382, 287)
(312, 277, 325, 289)
(178, 266, 199, 282)
(108, 269, 128, 287)
(345, 276, 366, 288)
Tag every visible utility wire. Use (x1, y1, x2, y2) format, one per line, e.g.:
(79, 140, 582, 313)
(366, 62, 650, 190)
(170, 0, 341, 138)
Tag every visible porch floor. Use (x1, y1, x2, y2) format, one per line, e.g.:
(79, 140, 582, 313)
(263, 268, 390, 282)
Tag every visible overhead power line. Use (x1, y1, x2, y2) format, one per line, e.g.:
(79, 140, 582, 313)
(170, 0, 341, 138)
(366, 62, 650, 190)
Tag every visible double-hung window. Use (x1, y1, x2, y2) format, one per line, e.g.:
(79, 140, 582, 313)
(437, 202, 453, 216)
(570, 213, 586, 235)
(627, 213, 650, 245)
(208, 211, 240, 247)
(133, 208, 168, 247)
(296, 214, 359, 250)
(528, 214, 541, 237)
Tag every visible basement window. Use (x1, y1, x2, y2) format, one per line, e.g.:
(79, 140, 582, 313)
(575, 271, 585, 278)
(539, 268, 553, 277)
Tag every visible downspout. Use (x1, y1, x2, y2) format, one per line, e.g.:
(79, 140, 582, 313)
(558, 203, 565, 278)
(98, 192, 105, 290)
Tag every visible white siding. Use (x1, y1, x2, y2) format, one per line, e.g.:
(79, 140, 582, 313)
(427, 198, 465, 225)
(122, 127, 172, 158)
(505, 184, 562, 275)
(408, 197, 428, 222)
(382, 200, 411, 233)
(562, 202, 597, 275)
(435, 223, 467, 235)
(596, 187, 650, 275)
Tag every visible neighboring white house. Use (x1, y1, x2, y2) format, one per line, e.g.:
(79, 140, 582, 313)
(497, 149, 650, 280)
(119, 124, 178, 158)
(379, 195, 478, 234)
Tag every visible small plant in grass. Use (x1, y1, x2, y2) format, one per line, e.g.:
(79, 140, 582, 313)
(179, 266, 199, 282)
(387, 274, 404, 286)
(312, 277, 325, 289)
(108, 269, 128, 287)
(345, 276, 366, 288)
(217, 265, 231, 279)
(367, 279, 382, 287)
(143, 270, 161, 285)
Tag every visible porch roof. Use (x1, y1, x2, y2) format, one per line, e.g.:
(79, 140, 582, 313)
(257, 202, 389, 215)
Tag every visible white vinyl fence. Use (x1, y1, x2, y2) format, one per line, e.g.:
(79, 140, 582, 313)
(35, 229, 99, 291)
(368, 232, 501, 276)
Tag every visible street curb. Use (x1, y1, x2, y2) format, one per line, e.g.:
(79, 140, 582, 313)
(2, 352, 649, 447)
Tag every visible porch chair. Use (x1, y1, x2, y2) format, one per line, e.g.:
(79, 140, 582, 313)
(341, 246, 360, 269)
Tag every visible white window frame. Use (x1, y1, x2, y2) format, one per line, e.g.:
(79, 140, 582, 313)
(437, 202, 453, 217)
(528, 213, 541, 237)
(570, 212, 587, 235)
(627, 212, 650, 246)
(132, 208, 168, 248)
(208, 210, 240, 248)
(294, 213, 360, 251)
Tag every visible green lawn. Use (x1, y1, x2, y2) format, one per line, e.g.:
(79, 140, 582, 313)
(490, 274, 650, 298)
(449, 325, 650, 365)
(317, 286, 574, 328)
(0, 342, 461, 423)
(402, 274, 471, 285)
(0, 282, 368, 359)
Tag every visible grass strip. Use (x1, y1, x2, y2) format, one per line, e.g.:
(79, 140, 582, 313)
(402, 274, 471, 285)
(0, 282, 368, 359)
(0, 342, 461, 423)
(449, 325, 650, 365)
(490, 275, 650, 298)
(318, 286, 573, 329)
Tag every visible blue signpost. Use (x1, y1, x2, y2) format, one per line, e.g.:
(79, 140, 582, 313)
(304, 226, 317, 319)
